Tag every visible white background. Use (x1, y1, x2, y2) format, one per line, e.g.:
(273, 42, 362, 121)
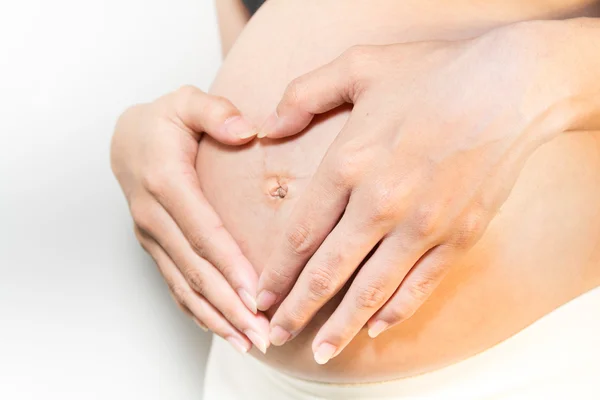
(0, 1, 220, 398)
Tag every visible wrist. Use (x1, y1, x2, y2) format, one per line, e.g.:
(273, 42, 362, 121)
(492, 19, 600, 138)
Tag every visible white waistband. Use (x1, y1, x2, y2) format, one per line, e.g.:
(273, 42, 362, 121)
(204, 286, 600, 400)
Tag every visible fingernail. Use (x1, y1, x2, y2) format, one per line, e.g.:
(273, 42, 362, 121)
(193, 317, 208, 332)
(238, 289, 258, 314)
(368, 320, 389, 339)
(258, 112, 278, 138)
(269, 325, 291, 346)
(244, 330, 269, 354)
(314, 342, 337, 365)
(223, 116, 257, 139)
(226, 336, 251, 354)
(256, 290, 277, 311)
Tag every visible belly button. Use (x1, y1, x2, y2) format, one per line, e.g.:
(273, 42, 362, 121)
(265, 176, 290, 200)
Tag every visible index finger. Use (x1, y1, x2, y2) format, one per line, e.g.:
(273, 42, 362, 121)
(256, 111, 374, 312)
(255, 151, 351, 312)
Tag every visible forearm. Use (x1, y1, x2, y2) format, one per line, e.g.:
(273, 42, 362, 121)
(549, 18, 600, 135)
(494, 18, 600, 141)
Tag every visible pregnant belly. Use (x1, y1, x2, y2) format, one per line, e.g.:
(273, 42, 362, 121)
(197, 0, 600, 382)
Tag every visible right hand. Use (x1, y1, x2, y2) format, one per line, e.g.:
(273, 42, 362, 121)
(110, 85, 269, 354)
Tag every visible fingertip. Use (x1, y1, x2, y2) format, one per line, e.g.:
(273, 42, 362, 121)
(222, 115, 258, 142)
(313, 342, 337, 365)
(257, 111, 278, 139)
(238, 289, 258, 314)
(367, 320, 389, 339)
(244, 329, 269, 354)
(226, 335, 252, 354)
(256, 290, 277, 312)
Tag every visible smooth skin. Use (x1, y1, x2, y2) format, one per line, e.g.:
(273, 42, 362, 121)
(110, 86, 270, 354)
(110, 0, 270, 354)
(111, 0, 600, 369)
(255, 19, 600, 364)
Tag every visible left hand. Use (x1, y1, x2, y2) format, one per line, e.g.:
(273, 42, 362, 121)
(255, 19, 600, 364)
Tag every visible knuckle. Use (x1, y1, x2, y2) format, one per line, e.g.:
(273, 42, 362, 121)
(281, 304, 309, 329)
(203, 95, 235, 120)
(286, 224, 314, 257)
(284, 78, 307, 107)
(184, 269, 206, 295)
(133, 225, 150, 250)
(187, 230, 210, 259)
(405, 279, 433, 305)
(130, 200, 153, 234)
(141, 168, 170, 198)
(454, 211, 485, 248)
(355, 281, 387, 310)
(368, 181, 400, 223)
(384, 275, 440, 323)
(169, 283, 189, 305)
(174, 85, 205, 111)
(176, 84, 199, 99)
(264, 266, 294, 289)
(329, 143, 371, 186)
(307, 267, 338, 301)
(412, 204, 442, 239)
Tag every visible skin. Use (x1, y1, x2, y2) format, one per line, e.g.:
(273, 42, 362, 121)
(111, 0, 274, 355)
(198, 0, 600, 381)
(110, 86, 270, 354)
(112, 0, 600, 382)
(256, 20, 600, 364)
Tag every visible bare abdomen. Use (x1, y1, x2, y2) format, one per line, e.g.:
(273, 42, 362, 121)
(197, 0, 600, 382)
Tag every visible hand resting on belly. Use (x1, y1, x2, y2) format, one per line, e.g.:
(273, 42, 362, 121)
(197, 0, 600, 382)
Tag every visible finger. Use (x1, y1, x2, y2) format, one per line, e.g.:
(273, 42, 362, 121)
(137, 229, 253, 354)
(366, 245, 457, 338)
(168, 85, 258, 143)
(144, 168, 260, 314)
(256, 112, 375, 312)
(132, 200, 270, 353)
(267, 194, 394, 347)
(259, 45, 374, 139)
(169, 292, 209, 332)
(255, 167, 349, 312)
(308, 238, 426, 364)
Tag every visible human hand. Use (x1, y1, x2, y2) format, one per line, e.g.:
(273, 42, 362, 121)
(111, 85, 269, 354)
(256, 20, 600, 363)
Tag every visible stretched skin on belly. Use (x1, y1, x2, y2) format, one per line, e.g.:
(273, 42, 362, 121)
(197, 0, 600, 382)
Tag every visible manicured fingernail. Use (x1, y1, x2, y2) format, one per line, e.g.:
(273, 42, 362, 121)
(256, 290, 277, 311)
(269, 326, 291, 346)
(224, 116, 257, 139)
(238, 289, 258, 314)
(368, 320, 389, 339)
(314, 342, 337, 365)
(227, 336, 251, 354)
(258, 112, 278, 138)
(244, 330, 269, 354)
(193, 317, 208, 332)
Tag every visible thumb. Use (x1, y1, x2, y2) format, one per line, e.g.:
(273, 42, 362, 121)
(171, 85, 258, 145)
(259, 46, 368, 139)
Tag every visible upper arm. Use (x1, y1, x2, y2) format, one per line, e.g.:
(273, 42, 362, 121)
(215, 0, 250, 58)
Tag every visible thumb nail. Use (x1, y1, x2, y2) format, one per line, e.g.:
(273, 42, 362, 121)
(224, 116, 257, 139)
